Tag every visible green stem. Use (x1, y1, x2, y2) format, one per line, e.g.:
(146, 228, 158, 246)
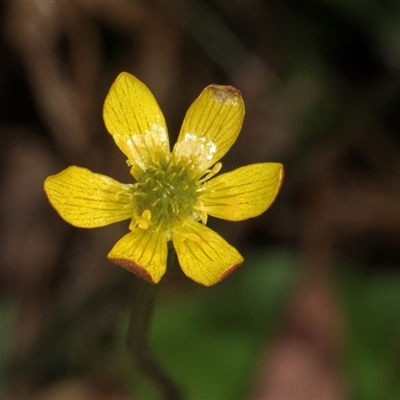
(126, 248, 183, 400)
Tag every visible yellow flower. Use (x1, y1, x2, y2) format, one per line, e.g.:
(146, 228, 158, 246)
(44, 72, 284, 286)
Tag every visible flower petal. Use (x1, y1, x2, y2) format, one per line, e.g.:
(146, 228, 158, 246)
(172, 220, 243, 286)
(103, 72, 169, 177)
(173, 85, 245, 172)
(44, 166, 134, 228)
(200, 163, 284, 221)
(108, 228, 167, 284)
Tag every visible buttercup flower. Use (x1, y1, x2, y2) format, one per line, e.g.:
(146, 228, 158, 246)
(44, 72, 283, 286)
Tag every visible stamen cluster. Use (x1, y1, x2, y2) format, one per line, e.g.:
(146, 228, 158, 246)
(133, 154, 200, 230)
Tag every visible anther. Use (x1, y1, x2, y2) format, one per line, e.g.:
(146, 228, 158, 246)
(199, 162, 222, 183)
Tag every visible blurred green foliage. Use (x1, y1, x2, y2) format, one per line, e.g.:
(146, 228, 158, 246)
(116, 250, 400, 399)
(340, 266, 400, 400)
(3, 251, 400, 399)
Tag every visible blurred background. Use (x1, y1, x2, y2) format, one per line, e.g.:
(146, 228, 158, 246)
(1, 1, 400, 399)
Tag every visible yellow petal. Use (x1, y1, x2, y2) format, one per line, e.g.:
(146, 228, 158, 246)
(108, 228, 167, 284)
(44, 166, 134, 228)
(200, 163, 284, 221)
(103, 72, 169, 177)
(172, 220, 243, 286)
(173, 85, 245, 172)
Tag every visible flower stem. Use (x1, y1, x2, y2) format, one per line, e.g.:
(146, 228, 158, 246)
(126, 248, 183, 400)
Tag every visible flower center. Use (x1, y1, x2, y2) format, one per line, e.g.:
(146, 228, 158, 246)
(132, 155, 200, 232)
